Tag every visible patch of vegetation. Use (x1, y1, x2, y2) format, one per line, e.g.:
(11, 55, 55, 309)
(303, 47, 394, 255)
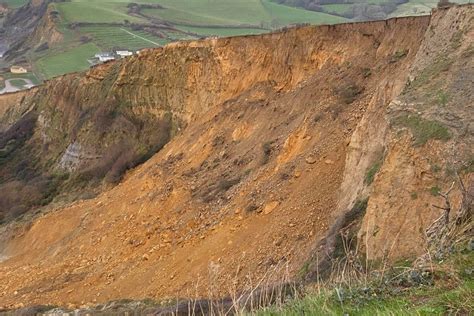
(80, 26, 167, 51)
(389, 49, 408, 63)
(8, 79, 28, 89)
(36, 43, 101, 79)
(431, 164, 442, 173)
(407, 57, 453, 90)
(392, 114, 451, 146)
(436, 90, 449, 106)
(333, 197, 368, 258)
(261, 141, 273, 165)
(365, 160, 383, 185)
(459, 158, 474, 174)
(430, 185, 441, 196)
(2, 0, 28, 9)
(362, 67, 372, 78)
(258, 244, 474, 315)
(410, 191, 418, 200)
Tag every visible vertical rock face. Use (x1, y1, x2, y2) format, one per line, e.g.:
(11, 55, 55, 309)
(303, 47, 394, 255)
(358, 5, 474, 260)
(0, 5, 472, 309)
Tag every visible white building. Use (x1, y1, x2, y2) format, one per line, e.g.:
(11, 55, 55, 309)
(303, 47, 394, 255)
(94, 53, 115, 62)
(116, 50, 133, 58)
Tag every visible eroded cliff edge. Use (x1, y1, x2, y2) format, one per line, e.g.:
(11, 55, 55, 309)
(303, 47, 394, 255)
(0, 5, 472, 309)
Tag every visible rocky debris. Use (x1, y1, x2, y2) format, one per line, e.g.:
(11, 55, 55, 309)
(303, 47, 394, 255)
(0, 5, 472, 310)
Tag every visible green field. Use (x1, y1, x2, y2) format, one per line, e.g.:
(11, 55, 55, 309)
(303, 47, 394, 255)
(2, 72, 41, 84)
(12, 0, 466, 80)
(322, 4, 352, 15)
(177, 26, 267, 37)
(2, 0, 28, 9)
(142, 0, 346, 29)
(35, 43, 101, 78)
(79, 26, 168, 51)
(55, 1, 145, 24)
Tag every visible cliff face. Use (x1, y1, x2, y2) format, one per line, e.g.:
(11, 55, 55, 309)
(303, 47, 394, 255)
(358, 5, 474, 260)
(0, 0, 60, 62)
(0, 5, 472, 309)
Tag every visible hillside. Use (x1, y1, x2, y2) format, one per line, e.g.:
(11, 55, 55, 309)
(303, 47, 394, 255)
(0, 3, 472, 311)
(0, 0, 468, 83)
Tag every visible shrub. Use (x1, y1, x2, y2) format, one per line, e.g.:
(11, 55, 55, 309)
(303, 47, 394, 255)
(389, 49, 408, 63)
(362, 67, 372, 78)
(430, 186, 441, 196)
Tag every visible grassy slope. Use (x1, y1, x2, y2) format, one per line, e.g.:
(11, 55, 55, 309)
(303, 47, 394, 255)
(257, 249, 474, 315)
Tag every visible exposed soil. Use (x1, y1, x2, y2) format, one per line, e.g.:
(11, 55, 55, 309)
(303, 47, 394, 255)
(0, 5, 472, 310)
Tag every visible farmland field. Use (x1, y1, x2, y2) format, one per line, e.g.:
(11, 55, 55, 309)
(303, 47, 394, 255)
(142, 0, 347, 28)
(35, 43, 101, 78)
(6, 0, 468, 80)
(79, 26, 168, 51)
(176, 26, 267, 37)
(55, 1, 145, 24)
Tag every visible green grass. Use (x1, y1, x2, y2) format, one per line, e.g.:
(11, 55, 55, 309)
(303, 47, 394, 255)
(2, 72, 41, 85)
(2, 0, 28, 9)
(79, 26, 167, 51)
(365, 160, 382, 185)
(393, 114, 451, 146)
(322, 4, 352, 15)
(177, 26, 267, 37)
(35, 43, 100, 79)
(8, 79, 29, 89)
(261, 0, 346, 26)
(27, 0, 348, 79)
(435, 90, 449, 106)
(408, 57, 453, 90)
(257, 249, 474, 315)
(55, 1, 145, 24)
(142, 0, 346, 29)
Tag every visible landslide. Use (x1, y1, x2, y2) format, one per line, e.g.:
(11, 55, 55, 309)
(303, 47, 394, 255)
(0, 5, 472, 309)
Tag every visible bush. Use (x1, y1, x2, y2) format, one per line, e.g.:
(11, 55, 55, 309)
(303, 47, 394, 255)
(389, 49, 408, 63)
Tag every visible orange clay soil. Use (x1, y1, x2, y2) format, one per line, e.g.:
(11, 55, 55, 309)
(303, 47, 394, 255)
(2, 7, 471, 308)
